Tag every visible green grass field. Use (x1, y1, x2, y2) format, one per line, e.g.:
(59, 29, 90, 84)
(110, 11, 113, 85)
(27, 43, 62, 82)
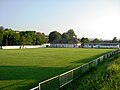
(61, 53, 120, 90)
(0, 48, 114, 90)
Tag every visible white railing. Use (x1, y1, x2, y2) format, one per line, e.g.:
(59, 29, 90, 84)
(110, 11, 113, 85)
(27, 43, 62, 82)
(30, 50, 119, 90)
(30, 86, 39, 90)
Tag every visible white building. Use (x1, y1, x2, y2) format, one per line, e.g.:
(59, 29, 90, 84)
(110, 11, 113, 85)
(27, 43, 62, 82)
(50, 38, 81, 48)
(83, 43, 119, 48)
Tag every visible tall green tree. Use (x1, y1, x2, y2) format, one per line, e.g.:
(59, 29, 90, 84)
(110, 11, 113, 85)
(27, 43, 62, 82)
(81, 37, 89, 43)
(61, 33, 69, 39)
(66, 29, 77, 38)
(14, 33, 20, 45)
(35, 32, 46, 44)
(92, 38, 100, 43)
(0, 26, 4, 46)
(20, 31, 36, 45)
(118, 39, 120, 43)
(20, 36, 27, 45)
(0, 26, 4, 31)
(112, 37, 118, 43)
(81, 37, 89, 47)
(2, 28, 15, 46)
(48, 31, 61, 43)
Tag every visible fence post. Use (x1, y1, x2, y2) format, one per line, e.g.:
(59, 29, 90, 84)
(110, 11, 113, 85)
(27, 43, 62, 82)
(59, 75, 61, 88)
(72, 70, 73, 81)
(39, 83, 41, 90)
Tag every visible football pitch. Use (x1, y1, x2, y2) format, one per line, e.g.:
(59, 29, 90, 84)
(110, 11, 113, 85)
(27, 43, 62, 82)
(0, 48, 114, 90)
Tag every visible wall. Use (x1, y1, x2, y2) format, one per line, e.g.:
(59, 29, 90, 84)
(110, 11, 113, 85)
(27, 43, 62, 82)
(1, 44, 50, 49)
(2, 46, 20, 49)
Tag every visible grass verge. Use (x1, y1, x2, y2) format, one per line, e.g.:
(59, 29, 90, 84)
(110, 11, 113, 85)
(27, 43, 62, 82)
(60, 54, 120, 90)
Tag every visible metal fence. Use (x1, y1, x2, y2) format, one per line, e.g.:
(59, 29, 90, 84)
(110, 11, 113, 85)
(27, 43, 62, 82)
(30, 50, 119, 90)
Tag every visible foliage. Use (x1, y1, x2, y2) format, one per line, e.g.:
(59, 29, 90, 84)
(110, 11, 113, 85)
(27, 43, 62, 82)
(81, 37, 89, 43)
(81, 37, 90, 47)
(0, 48, 112, 90)
(66, 29, 77, 38)
(0, 26, 47, 46)
(0, 28, 3, 45)
(48, 31, 61, 43)
(48, 29, 77, 43)
(92, 38, 100, 43)
(61, 29, 77, 39)
(0, 26, 4, 31)
(61, 33, 69, 39)
(36, 32, 46, 44)
(1, 26, 78, 45)
(112, 37, 118, 43)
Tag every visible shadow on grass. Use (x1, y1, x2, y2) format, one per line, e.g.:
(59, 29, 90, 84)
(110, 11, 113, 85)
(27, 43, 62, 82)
(0, 66, 67, 80)
(0, 66, 67, 90)
(70, 52, 108, 64)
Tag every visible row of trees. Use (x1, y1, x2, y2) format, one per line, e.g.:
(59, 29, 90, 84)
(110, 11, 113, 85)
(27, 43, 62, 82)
(48, 30, 120, 44)
(48, 29, 77, 43)
(0, 26, 120, 46)
(80, 37, 120, 44)
(0, 26, 47, 46)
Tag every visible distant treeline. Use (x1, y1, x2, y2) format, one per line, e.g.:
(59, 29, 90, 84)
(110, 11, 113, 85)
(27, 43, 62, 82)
(0, 26, 47, 46)
(0, 26, 119, 46)
(0, 26, 78, 46)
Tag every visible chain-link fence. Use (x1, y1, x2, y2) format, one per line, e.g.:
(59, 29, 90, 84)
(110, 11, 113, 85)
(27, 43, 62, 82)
(30, 50, 119, 90)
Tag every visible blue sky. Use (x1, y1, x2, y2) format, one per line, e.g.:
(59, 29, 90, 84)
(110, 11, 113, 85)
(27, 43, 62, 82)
(0, 0, 120, 39)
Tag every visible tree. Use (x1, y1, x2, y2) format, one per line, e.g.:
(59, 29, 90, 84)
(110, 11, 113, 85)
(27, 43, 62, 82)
(35, 32, 46, 44)
(118, 39, 120, 43)
(20, 36, 27, 45)
(25, 31, 36, 45)
(0, 28, 3, 46)
(19, 31, 46, 45)
(81, 37, 89, 47)
(0, 26, 4, 31)
(81, 37, 89, 44)
(61, 33, 69, 39)
(0, 33, 3, 45)
(2, 28, 15, 46)
(48, 31, 61, 43)
(0, 26, 47, 46)
(92, 38, 100, 43)
(20, 31, 36, 45)
(14, 33, 20, 45)
(66, 29, 77, 38)
(112, 37, 118, 43)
